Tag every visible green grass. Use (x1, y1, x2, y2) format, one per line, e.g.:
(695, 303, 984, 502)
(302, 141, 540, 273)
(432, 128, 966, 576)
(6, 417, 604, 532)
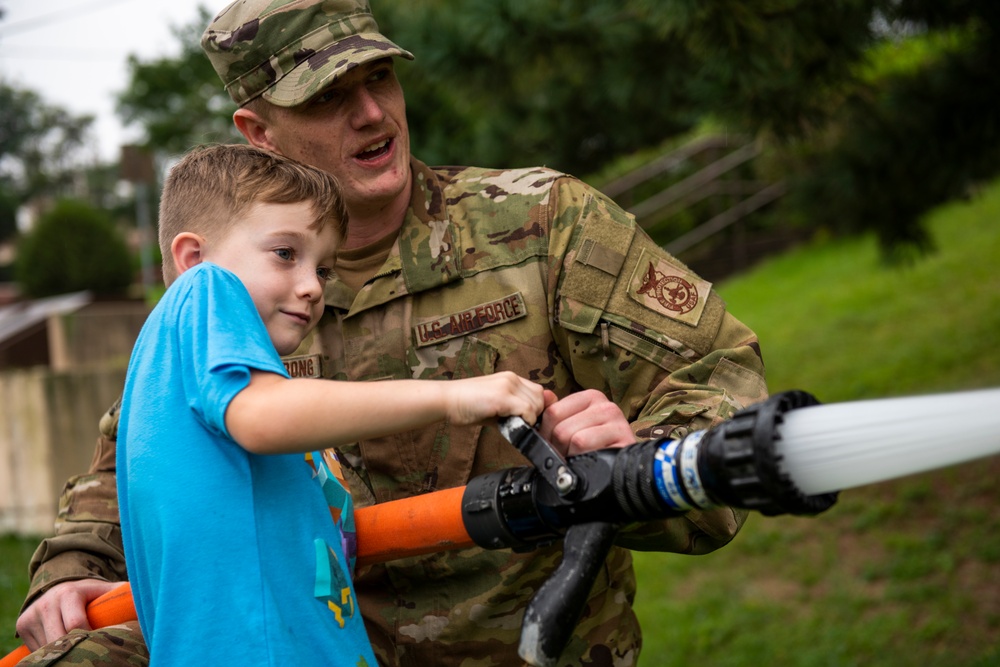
(3, 180, 1000, 662)
(0, 535, 40, 655)
(718, 184, 1000, 401)
(633, 179, 1000, 666)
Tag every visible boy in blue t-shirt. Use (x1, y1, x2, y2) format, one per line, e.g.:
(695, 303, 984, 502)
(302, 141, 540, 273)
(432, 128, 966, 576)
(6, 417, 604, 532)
(117, 144, 548, 666)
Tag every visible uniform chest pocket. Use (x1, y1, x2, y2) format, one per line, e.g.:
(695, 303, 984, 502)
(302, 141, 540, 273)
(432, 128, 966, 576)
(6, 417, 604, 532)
(408, 334, 499, 381)
(369, 335, 499, 494)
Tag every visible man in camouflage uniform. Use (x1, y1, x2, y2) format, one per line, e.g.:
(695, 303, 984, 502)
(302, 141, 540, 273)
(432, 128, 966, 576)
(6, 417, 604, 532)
(15, 1, 768, 665)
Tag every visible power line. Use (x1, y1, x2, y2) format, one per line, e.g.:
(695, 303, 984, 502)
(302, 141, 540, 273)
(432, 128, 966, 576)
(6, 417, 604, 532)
(0, 44, 124, 62)
(0, 0, 139, 37)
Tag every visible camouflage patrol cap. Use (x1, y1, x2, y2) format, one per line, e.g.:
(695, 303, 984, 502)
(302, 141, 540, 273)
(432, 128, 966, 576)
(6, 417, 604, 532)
(201, 0, 414, 107)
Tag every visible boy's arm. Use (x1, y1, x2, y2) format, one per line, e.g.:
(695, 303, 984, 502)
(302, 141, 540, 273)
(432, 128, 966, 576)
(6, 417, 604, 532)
(226, 370, 548, 455)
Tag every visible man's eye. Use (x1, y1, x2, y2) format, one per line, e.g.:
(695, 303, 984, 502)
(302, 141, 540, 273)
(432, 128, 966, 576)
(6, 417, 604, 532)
(274, 248, 293, 260)
(312, 88, 342, 105)
(316, 266, 333, 282)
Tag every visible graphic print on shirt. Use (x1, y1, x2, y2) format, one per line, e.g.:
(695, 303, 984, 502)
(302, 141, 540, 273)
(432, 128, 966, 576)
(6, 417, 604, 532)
(314, 538, 356, 629)
(307, 449, 360, 629)
(306, 449, 358, 571)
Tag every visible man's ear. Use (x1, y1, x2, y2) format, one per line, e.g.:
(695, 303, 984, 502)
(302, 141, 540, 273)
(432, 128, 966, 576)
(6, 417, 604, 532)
(234, 107, 278, 151)
(171, 232, 206, 275)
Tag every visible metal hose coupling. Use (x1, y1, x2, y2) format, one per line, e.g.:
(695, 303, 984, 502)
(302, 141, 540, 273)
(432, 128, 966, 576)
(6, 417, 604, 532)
(614, 390, 839, 518)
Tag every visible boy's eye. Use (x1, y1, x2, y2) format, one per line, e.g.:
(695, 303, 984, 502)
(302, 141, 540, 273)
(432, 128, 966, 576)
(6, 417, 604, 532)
(316, 266, 333, 282)
(274, 248, 293, 261)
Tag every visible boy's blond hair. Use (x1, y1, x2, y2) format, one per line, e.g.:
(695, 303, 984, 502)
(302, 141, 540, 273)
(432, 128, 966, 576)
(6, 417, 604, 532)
(158, 144, 347, 284)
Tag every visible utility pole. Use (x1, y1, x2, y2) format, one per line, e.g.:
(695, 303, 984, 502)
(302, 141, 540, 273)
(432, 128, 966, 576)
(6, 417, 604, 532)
(120, 145, 157, 300)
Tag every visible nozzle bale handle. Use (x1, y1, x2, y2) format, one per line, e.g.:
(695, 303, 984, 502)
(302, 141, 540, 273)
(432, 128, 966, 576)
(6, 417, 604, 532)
(518, 522, 619, 667)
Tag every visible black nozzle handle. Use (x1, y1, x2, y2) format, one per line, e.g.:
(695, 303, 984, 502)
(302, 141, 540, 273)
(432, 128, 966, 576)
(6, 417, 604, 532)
(498, 416, 579, 495)
(517, 521, 619, 667)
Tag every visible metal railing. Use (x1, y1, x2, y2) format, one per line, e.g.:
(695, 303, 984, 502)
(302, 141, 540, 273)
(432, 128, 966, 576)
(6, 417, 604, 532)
(600, 134, 786, 261)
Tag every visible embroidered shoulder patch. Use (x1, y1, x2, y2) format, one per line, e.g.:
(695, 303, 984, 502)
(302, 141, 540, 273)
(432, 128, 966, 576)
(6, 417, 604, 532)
(283, 353, 323, 378)
(627, 249, 711, 326)
(414, 292, 527, 347)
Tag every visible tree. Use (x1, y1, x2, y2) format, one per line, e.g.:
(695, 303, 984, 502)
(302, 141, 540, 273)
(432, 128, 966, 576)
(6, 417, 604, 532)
(117, 1, 885, 175)
(778, 0, 1000, 257)
(0, 79, 95, 202)
(376, 0, 887, 174)
(379, 0, 1000, 257)
(379, 0, 699, 173)
(116, 6, 242, 155)
(0, 184, 17, 243)
(115, 0, 1000, 258)
(15, 199, 134, 297)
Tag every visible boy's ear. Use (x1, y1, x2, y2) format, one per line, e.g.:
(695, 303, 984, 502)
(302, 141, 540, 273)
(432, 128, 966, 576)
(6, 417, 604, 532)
(171, 232, 206, 275)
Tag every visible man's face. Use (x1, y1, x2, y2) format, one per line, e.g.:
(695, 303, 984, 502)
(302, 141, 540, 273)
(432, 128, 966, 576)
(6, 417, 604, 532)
(263, 59, 411, 217)
(203, 200, 338, 356)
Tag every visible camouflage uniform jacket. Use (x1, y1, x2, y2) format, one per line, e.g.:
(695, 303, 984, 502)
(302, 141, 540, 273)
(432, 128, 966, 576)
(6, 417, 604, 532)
(26, 159, 767, 667)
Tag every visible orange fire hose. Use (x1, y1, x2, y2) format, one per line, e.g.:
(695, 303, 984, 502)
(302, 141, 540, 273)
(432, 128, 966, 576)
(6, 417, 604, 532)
(0, 488, 473, 666)
(354, 485, 472, 565)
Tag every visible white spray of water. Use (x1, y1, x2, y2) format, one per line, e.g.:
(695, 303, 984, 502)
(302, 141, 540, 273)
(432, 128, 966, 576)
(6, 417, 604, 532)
(774, 388, 1000, 495)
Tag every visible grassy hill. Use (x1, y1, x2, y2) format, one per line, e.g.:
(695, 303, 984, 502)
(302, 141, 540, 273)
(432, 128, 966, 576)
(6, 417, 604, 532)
(1, 179, 999, 662)
(632, 179, 1000, 666)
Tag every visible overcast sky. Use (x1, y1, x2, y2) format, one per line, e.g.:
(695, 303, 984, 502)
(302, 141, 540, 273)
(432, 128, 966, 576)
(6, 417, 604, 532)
(1, 0, 216, 162)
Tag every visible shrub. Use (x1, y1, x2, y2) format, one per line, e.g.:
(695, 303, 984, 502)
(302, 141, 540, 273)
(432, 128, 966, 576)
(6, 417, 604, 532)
(15, 199, 133, 297)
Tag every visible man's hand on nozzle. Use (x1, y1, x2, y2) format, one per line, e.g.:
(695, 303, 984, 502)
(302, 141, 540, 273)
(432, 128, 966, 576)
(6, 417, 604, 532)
(15, 579, 121, 652)
(539, 389, 636, 457)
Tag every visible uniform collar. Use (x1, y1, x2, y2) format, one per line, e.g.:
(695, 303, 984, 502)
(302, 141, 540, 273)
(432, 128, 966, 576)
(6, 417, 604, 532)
(325, 158, 463, 313)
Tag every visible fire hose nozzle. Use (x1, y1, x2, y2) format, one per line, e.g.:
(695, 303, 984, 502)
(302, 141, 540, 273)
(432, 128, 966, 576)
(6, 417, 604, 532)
(472, 391, 839, 555)
(682, 389, 840, 516)
(478, 391, 839, 667)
